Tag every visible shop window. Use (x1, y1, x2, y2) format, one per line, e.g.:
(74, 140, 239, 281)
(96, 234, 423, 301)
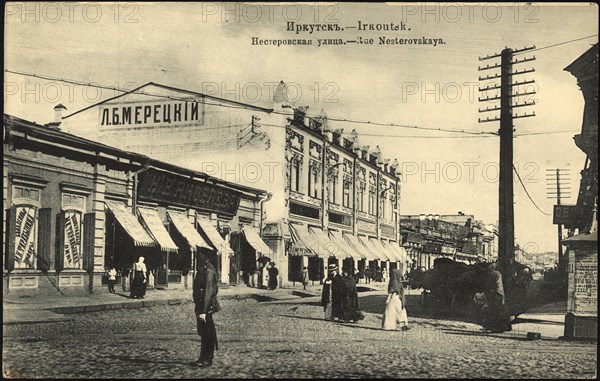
(60, 193, 86, 270)
(62, 211, 83, 269)
(13, 205, 39, 269)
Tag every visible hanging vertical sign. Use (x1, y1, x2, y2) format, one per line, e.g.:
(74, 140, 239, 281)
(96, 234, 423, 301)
(14, 206, 37, 269)
(64, 211, 82, 268)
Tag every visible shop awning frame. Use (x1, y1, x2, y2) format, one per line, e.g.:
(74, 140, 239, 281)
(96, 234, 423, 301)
(241, 225, 273, 256)
(360, 236, 389, 261)
(288, 223, 317, 257)
(105, 201, 156, 247)
(197, 218, 234, 255)
(167, 211, 211, 250)
(370, 238, 400, 262)
(308, 227, 344, 259)
(137, 207, 178, 253)
(329, 230, 365, 260)
(344, 233, 378, 261)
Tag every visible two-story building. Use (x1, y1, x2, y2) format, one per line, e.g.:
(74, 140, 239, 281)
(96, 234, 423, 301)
(3, 114, 268, 297)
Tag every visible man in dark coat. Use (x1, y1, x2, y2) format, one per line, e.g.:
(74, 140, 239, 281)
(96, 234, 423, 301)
(190, 254, 220, 367)
(268, 262, 279, 290)
(341, 267, 365, 323)
(322, 265, 344, 321)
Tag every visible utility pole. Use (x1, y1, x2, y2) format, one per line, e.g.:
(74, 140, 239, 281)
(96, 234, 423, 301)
(546, 168, 571, 276)
(478, 46, 536, 289)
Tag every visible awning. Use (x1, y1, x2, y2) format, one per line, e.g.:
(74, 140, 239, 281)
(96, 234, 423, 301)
(385, 240, 412, 263)
(371, 238, 400, 262)
(198, 218, 233, 255)
(242, 226, 272, 256)
(309, 227, 345, 259)
(105, 201, 156, 247)
(360, 236, 389, 260)
(167, 211, 211, 249)
(344, 233, 378, 261)
(329, 230, 365, 260)
(288, 223, 317, 257)
(137, 207, 178, 253)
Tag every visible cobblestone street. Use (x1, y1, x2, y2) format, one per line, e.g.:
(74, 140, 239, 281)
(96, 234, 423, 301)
(3, 292, 597, 379)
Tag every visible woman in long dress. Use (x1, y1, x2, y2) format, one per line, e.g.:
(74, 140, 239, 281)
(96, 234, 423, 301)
(382, 268, 410, 330)
(340, 268, 365, 323)
(130, 256, 147, 299)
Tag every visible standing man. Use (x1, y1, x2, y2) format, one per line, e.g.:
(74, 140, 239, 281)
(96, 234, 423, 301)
(190, 253, 221, 368)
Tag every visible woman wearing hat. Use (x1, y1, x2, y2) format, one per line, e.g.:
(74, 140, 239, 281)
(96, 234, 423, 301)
(321, 264, 343, 321)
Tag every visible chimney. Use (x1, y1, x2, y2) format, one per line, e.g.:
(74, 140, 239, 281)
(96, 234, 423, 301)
(273, 81, 288, 104)
(45, 104, 67, 131)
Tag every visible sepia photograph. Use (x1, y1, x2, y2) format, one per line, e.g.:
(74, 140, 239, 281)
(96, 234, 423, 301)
(3, 1, 598, 378)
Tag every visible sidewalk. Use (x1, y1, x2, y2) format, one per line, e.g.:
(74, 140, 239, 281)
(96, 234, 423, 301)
(510, 301, 567, 340)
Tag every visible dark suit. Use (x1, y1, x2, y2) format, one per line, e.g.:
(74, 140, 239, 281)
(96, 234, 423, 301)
(193, 261, 220, 364)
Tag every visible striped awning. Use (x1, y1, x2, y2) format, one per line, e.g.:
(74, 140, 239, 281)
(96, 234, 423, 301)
(198, 218, 233, 255)
(387, 241, 412, 263)
(371, 238, 400, 262)
(359, 236, 389, 260)
(167, 211, 211, 249)
(329, 230, 364, 260)
(137, 207, 178, 253)
(242, 226, 272, 256)
(288, 223, 317, 257)
(344, 233, 378, 261)
(105, 201, 156, 247)
(309, 227, 344, 259)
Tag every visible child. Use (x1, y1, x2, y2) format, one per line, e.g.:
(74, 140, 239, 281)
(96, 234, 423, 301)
(106, 266, 117, 293)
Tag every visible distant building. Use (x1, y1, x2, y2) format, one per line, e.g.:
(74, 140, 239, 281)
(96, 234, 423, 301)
(400, 213, 497, 269)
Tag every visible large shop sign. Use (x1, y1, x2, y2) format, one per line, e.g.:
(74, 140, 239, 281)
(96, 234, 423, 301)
(99, 99, 204, 128)
(137, 169, 242, 216)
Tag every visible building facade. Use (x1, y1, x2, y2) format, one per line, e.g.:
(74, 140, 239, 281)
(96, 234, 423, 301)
(400, 213, 497, 270)
(61, 81, 409, 287)
(3, 114, 268, 296)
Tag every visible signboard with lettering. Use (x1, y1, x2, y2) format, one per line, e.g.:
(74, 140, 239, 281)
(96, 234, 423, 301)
(553, 205, 586, 227)
(573, 250, 597, 315)
(137, 169, 241, 216)
(100, 99, 204, 128)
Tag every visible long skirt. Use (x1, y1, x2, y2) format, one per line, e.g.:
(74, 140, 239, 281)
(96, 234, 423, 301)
(324, 302, 333, 321)
(130, 270, 146, 298)
(382, 293, 408, 330)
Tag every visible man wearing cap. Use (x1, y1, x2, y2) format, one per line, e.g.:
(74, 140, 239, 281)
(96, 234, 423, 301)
(190, 253, 220, 368)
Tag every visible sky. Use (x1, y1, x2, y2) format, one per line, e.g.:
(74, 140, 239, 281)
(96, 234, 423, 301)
(4, 2, 599, 253)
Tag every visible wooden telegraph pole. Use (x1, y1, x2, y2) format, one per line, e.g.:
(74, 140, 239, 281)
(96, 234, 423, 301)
(478, 46, 536, 289)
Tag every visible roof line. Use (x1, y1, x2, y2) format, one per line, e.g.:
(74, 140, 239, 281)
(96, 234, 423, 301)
(63, 82, 153, 119)
(63, 81, 274, 120)
(149, 82, 274, 113)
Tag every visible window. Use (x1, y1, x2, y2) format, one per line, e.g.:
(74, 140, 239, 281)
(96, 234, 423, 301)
(368, 187, 377, 215)
(342, 176, 351, 208)
(289, 157, 302, 193)
(308, 161, 321, 199)
(329, 175, 337, 204)
(382, 196, 387, 220)
(358, 183, 366, 212)
(61, 193, 86, 269)
(13, 205, 38, 269)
